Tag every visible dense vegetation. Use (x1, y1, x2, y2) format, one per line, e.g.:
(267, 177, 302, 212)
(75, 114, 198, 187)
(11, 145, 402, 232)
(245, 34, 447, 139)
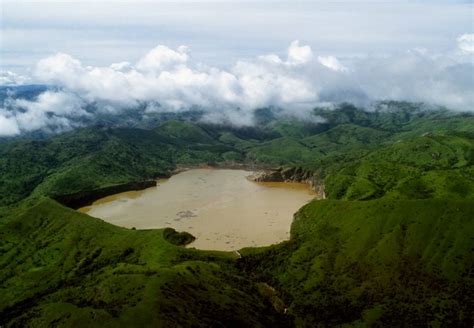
(1, 101, 473, 326)
(0, 199, 285, 327)
(240, 199, 473, 326)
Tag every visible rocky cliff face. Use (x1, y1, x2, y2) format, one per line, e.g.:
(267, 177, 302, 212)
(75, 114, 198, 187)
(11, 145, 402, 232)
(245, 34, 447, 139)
(250, 167, 325, 199)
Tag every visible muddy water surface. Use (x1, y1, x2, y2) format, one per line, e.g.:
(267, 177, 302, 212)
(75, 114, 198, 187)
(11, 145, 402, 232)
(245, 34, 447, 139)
(79, 169, 315, 250)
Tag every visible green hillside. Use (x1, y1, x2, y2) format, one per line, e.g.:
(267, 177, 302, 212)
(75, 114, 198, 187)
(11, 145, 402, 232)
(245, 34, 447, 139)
(240, 199, 474, 326)
(0, 199, 285, 327)
(1, 103, 473, 326)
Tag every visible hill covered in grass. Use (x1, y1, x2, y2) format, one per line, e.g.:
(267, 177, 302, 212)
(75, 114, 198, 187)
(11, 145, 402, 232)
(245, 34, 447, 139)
(239, 199, 474, 326)
(1, 102, 473, 326)
(0, 199, 286, 327)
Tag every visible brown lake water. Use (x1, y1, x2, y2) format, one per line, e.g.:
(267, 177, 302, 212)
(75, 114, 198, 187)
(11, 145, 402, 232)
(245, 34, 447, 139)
(79, 169, 315, 251)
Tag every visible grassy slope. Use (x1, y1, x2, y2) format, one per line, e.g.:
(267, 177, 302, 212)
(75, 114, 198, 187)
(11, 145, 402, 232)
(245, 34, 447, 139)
(0, 199, 285, 327)
(0, 123, 233, 206)
(324, 134, 474, 201)
(240, 199, 474, 326)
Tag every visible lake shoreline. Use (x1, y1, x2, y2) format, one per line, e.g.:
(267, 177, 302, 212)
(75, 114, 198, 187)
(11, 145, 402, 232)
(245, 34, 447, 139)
(56, 162, 325, 210)
(79, 168, 316, 251)
(171, 161, 274, 174)
(174, 163, 326, 198)
(55, 162, 273, 209)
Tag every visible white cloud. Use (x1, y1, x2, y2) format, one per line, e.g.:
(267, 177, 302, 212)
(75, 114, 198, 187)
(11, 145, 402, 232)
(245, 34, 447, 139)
(1, 36, 473, 136)
(351, 48, 474, 110)
(317, 56, 348, 72)
(259, 54, 283, 65)
(32, 42, 322, 112)
(457, 33, 474, 54)
(0, 71, 30, 85)
(0, 91, 88, 135)
(110, 62, 132, 71)
(136, 45, 189, 72)
(35, 53, 83, 83)
(287, 40, 313, 65)
(0, 113, 20, 136)
(14, 91, 86, 117)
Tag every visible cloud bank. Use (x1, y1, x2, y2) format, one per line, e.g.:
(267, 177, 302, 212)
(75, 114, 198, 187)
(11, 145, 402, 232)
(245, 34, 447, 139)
(457, 34, 474, 54)
(0, 71, 30, 86)
(1, 35, 473, 136)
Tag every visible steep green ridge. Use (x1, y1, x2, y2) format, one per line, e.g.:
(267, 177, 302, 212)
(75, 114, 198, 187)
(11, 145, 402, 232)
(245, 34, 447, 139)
(1, 103, 473, 326)
(323, 134, 474, 201)
(0, 124, 231, 205)
(239, 199, 474, 326)
(0, 199, 285, 327)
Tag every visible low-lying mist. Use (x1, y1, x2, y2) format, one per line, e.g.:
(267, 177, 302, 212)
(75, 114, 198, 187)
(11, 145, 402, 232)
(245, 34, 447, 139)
(1, 36, 473, 137)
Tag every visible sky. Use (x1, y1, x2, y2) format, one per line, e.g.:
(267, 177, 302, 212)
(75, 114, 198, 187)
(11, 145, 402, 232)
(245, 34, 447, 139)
(0, 0, 473, 135)
(1, 0, 473, 72)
